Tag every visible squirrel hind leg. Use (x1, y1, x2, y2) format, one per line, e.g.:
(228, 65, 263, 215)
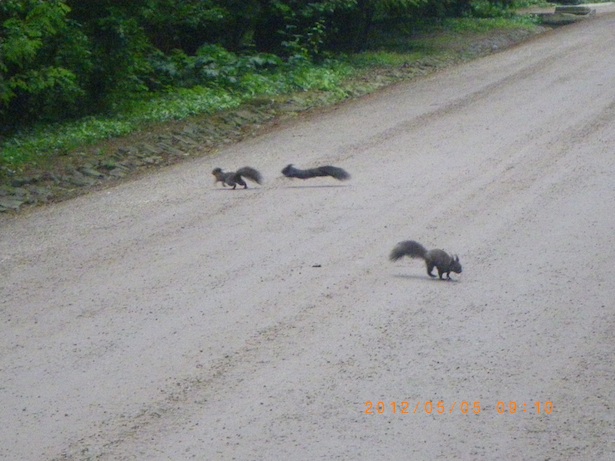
(426, 262, 437, 278)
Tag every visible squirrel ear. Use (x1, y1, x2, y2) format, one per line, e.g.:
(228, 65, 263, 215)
(454, 255, 459, 262)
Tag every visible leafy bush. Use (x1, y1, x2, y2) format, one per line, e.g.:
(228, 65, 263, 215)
(470, 1, 514, 18)
(0, 0, 542, 175)
(0, 56, 352, 174)
(145, 45, 283, 92)
(0, 0, 90, 129)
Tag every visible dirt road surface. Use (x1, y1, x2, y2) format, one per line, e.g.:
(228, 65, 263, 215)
(2, 6, 615, 460)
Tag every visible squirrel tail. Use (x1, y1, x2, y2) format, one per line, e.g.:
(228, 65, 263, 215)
(319, 165, 351, 181)
(282, 164, 350, 181)
(236, 166, 263, 184)
(389, 240, 428, 262)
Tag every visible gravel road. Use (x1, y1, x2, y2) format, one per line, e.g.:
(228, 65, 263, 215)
(2, 6, 615, 460)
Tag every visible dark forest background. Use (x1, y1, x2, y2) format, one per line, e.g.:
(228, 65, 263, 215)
(1, 0, 520, 132)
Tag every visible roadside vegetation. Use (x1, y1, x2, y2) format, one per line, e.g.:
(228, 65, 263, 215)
(0, 0, 550, 181)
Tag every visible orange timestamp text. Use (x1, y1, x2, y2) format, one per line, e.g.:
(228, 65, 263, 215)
(364, 401, 554, 416)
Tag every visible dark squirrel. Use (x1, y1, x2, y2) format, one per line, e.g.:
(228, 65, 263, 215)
(212, 167, 262, 189)
(389, 240, 462, 280)
(282, 164, 350, 181)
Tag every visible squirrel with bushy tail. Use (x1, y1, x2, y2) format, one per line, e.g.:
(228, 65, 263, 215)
(212, 166, 262, 189)
(390, 240, 462, 280)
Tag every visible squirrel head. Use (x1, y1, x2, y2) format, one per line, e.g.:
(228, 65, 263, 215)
(451, 255, 462, 274)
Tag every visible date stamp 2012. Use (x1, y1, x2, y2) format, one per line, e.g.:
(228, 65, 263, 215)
(364, 401, 554, 416)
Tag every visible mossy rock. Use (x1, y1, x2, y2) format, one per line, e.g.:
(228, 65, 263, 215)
(538, 12, 591, 25)
(554, 6, 593, 15)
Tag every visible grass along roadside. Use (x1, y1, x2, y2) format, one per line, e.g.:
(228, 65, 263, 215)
(0, 15, 543, 212)
(0, 64, 352, 175)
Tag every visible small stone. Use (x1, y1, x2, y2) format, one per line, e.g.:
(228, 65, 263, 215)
(0, 196, 25, 211)
(157, 143, 187, 156)
(554, 6, 592, 15)
(129, 158, 145, 167)
(69, 171, 96, 187)
(80, 167, 105, 178)
(108, 168, 128, 178)
(11, 178, 31, 187)
(171, 135, 198, 146)
(139, 143, 163, 155)
(31, 187, 52, 201)
(11, 187, 29, 197)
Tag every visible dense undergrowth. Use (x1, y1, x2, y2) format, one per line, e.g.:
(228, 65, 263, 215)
(0, 1, 550, 180)
(0, 61, 354, 176)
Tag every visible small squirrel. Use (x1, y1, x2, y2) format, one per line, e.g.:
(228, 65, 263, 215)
(212, 167, 262, 189)
(389, 240, 462, 280)
(282, 164, 350, 181)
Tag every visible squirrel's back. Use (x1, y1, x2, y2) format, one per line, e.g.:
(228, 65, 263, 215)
(212, 166, 262, 188)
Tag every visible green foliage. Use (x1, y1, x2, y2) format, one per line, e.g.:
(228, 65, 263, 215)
(0, 85, 240, 172)
(0, 0, 544, 175)
(347, 50, 428, 68)
(0, 0, 89, 127)
(470, 1, 515, 18)
(0, 0, 533, 132)
(254, 0, 359, 57)
(0, 57, 352, 174)
(138, 0, 228, 53)
(0, 118, 136, 170)
(510, 1, 544, 5)
(441, 14, 539, 33)
(81, 11, 154, 110)
(145, 45, 284, 92)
